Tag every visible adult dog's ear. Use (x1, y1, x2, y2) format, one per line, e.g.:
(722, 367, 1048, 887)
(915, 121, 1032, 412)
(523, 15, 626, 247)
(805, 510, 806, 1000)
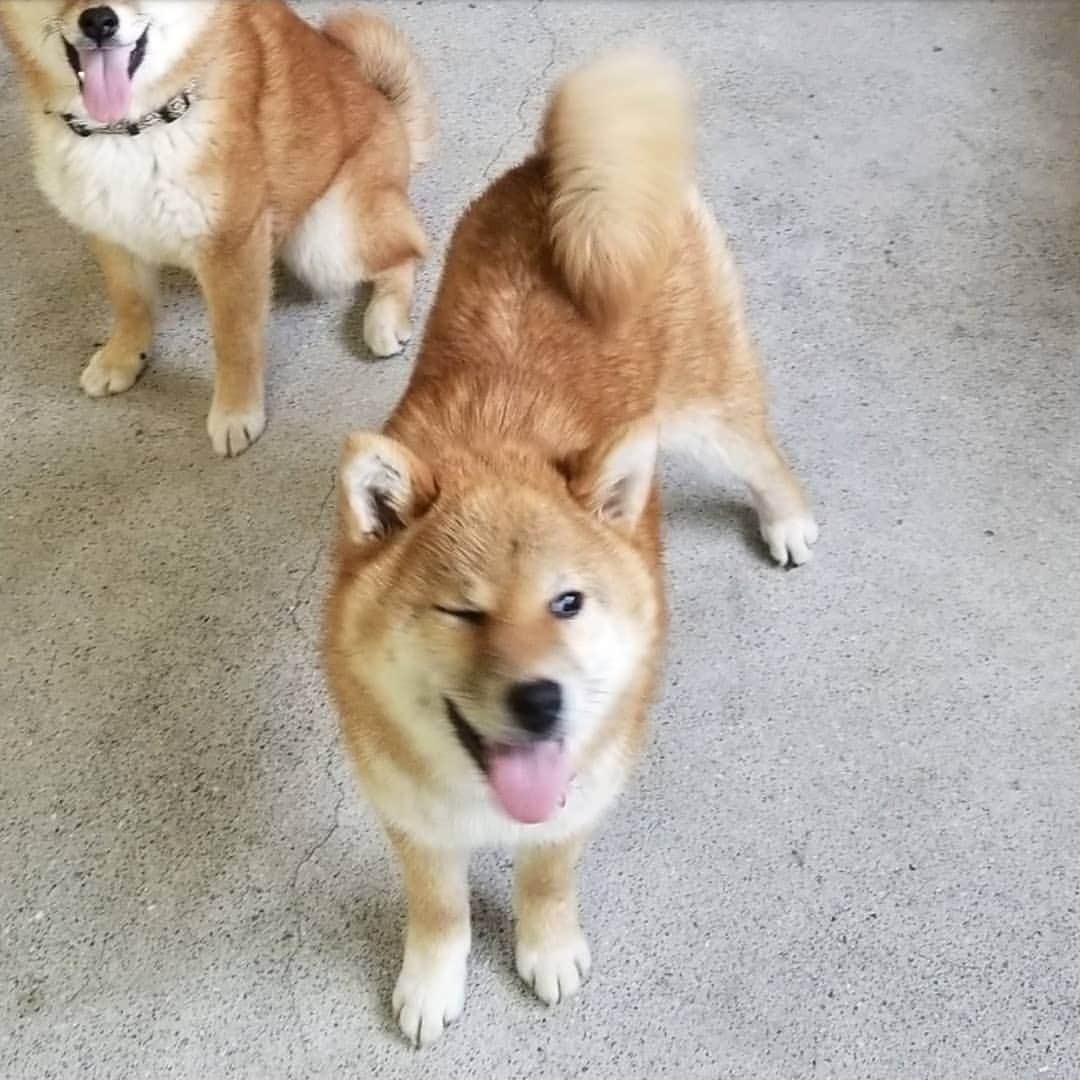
(565, 420, 658, 534)
(338, 433, 436, 546)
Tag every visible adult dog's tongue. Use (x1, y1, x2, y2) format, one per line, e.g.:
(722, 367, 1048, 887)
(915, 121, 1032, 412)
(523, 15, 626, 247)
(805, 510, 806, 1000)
(487, 740, 570, 824)
(79, 47, 134, 123)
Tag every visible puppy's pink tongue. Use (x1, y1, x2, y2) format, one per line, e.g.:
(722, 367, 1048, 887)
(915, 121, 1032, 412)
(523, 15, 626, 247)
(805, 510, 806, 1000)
(487, 740, 569, 824)
(79, 47, 134, 124)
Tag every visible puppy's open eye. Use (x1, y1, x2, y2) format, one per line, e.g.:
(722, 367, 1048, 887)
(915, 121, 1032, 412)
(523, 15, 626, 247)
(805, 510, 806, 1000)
(549, 591, 584, 619)
(434, 605, 487, 625)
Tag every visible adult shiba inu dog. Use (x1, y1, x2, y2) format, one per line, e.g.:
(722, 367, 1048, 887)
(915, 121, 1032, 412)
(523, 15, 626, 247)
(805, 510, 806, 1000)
(0, 1, 433, 455)
(324, 50, 818, 1046)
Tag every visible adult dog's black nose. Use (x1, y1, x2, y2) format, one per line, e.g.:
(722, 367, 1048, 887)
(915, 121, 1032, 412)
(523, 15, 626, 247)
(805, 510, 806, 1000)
(79, 6, 119, 45)
(507, 679, 562, 738)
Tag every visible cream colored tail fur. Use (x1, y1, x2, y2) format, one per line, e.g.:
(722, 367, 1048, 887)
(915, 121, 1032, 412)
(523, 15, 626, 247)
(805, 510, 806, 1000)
(542, 50, 694, 323)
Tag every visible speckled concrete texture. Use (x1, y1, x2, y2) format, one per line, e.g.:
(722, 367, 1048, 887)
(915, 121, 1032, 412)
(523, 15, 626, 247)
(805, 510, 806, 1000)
(2, 1, 1078, 1077)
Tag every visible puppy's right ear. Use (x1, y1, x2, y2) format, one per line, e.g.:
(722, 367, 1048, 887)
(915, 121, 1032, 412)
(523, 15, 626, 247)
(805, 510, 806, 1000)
(339, 434, 436, 546)
(565, 419, 658, 535)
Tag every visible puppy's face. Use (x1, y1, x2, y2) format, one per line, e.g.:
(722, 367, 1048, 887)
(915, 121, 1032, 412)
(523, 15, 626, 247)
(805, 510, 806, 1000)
(333, 429, 661, 825)
(0, 1, 219, 119)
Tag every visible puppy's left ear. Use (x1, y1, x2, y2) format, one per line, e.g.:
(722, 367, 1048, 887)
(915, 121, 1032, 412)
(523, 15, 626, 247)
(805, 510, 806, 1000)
(565, 420, 658, 534)
(339, 433, 436, 546)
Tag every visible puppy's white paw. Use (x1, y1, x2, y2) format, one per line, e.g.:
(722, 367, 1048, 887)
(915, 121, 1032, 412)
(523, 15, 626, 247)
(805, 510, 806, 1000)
(516, 927, 591, 1006)
(80, 348, 145, 397)
(761, 514, 819, 567)
(206, 401, 266, 458)
(392, 942, 467, 1048)
(363, 297, 411, 358)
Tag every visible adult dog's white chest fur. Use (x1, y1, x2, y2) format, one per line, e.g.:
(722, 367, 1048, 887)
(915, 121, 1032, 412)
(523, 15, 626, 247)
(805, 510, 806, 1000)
(31, 109, 222, 269)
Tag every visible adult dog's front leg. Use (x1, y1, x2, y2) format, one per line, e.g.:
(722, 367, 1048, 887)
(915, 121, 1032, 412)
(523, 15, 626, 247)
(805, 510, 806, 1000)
(81, 237, 157, 397)
(196, 219, 271, 457)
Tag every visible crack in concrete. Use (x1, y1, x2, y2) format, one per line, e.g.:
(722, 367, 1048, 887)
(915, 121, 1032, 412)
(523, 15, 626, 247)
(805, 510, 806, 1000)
(282, 749, 347, 1056)
(481, 0, 558, 180)
(287, 472, 336, 635)
(63, 924, 118, 1008)
(279, 438, 345, 1057)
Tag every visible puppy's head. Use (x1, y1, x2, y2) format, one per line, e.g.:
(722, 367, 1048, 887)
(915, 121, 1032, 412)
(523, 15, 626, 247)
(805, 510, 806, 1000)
(331, 425, 661, 825)
(0, 1, 219, 121)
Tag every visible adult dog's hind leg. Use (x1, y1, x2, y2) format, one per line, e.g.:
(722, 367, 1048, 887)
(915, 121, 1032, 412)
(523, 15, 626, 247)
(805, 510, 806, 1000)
(281, 172, 424, 359)
(356, 186, 425, 358)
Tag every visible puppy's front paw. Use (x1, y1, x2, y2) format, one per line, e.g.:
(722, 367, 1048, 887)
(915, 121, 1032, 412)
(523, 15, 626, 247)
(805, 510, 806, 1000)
(363, 296, 411, 358)
(516, 926, 591, 1006)
(206, 401, 266, 458)
(392, 941, 467, 1048)
(80, 347, 146, 397)
(760, 514, 819, 567)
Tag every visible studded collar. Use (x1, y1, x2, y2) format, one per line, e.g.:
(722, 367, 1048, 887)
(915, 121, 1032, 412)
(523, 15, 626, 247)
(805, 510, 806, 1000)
(49, 80, 198, 138)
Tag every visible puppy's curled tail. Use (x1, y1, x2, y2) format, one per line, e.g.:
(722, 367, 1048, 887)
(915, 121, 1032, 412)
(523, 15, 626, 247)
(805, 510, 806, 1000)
(542, 50, 694, 324)
(324, 10, 436, 170)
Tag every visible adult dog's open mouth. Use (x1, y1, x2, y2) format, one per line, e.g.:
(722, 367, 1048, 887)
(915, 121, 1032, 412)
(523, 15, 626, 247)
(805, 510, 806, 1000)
(64, 27, 148, 124)
(444, 697, 570, 825)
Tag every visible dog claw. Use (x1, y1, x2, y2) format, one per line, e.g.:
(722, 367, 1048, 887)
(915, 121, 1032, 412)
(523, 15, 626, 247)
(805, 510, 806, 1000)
(207, 403, 266, 457)
(392, 942, 467, 1047)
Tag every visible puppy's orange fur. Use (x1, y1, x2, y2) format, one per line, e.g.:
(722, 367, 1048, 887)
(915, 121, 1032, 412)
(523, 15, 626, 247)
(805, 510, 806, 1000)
(0, 1, 432, 455)
(324, 50, 817, 1046)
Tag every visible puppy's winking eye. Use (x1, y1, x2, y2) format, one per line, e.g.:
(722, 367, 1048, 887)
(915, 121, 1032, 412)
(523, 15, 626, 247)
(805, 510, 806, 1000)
(549, 591, 584, 619)
(434, 605, 486, 625)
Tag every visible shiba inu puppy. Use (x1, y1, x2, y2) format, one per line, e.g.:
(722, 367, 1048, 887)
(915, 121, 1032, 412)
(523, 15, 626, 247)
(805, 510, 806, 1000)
(0, 1, 433, 455)
(324, 50, 817, 1046)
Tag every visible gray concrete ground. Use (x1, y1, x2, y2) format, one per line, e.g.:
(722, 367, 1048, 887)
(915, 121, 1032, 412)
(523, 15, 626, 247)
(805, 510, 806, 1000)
(2, 2, 1078, 1077)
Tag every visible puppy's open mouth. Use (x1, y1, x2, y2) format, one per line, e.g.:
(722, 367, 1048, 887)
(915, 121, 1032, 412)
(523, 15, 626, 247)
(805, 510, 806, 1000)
(444, 698, 570, 825)
(64, 27, 148, 124)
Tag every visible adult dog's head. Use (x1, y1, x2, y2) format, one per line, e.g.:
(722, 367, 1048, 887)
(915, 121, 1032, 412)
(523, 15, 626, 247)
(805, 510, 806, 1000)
(0, 1, 219, 121)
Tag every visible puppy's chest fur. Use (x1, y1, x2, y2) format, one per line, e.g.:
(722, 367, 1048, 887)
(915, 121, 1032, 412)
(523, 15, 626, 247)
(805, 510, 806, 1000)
(31, 109, 223, 269)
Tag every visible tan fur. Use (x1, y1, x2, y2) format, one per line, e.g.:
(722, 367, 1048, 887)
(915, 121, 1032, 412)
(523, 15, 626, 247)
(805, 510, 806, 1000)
(323, 10, 435, 169)
(324, 50, 818, 1046)
(0, 0, 432, 455)
(83, 236, 156, 395)
(388, 826, 470, 952)
(514, 836, 586, 930)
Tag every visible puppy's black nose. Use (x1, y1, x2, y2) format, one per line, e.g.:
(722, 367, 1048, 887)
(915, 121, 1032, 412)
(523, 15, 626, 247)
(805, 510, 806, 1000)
(79, 6, 119, 45)
(507, 679, 562, 738)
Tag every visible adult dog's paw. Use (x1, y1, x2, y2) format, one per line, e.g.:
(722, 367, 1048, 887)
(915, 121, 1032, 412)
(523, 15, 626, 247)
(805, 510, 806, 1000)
(80, 347, 146, 397)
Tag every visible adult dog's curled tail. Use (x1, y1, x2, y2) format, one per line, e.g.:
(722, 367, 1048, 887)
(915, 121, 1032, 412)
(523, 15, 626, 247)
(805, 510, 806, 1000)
(324, 9, 436, 170)
(542, 50, 694, 325)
